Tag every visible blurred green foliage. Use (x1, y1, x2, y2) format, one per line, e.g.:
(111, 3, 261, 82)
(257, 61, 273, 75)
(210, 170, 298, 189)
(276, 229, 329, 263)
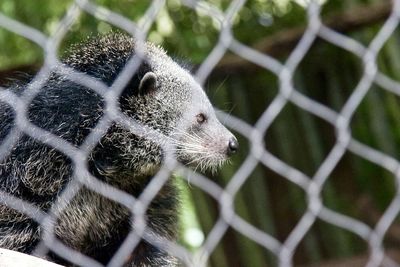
(0, 0, 348, 69)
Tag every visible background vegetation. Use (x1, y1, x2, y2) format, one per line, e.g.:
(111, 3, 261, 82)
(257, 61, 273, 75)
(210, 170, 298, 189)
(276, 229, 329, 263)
(1, 0, 399, 266)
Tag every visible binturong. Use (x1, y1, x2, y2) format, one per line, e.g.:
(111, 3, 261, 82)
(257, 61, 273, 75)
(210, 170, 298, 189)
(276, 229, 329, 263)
(0, 33, 238, 266)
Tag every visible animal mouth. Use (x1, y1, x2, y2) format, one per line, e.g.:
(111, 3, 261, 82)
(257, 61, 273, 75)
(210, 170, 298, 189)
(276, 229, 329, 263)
(171, 134, 236, 173)
(176, 151, 229, 174)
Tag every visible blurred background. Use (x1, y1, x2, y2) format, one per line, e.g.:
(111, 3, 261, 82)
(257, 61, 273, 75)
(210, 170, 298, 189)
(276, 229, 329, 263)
(1, 0, 399, 266)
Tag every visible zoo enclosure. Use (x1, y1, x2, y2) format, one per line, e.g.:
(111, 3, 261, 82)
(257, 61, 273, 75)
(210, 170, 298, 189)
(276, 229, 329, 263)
(1, 0, 400, 266)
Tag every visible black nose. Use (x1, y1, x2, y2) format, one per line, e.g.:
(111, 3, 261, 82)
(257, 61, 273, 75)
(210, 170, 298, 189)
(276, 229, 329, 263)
(227, 137, 239, 156)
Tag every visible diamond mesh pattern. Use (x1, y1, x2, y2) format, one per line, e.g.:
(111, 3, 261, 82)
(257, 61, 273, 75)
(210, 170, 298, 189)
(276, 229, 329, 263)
(1, 0, 400, 266)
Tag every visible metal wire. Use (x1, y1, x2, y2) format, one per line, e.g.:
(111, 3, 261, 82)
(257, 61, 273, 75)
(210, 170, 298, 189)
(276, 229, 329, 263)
(0, 0, 400, 266)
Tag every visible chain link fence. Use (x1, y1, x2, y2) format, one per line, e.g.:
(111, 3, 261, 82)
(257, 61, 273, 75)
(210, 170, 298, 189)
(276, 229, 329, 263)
(1, 0, 400, 266)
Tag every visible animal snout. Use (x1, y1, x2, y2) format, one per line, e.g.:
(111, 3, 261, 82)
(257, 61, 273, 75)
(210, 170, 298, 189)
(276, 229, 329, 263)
(227, 137, 239, 156)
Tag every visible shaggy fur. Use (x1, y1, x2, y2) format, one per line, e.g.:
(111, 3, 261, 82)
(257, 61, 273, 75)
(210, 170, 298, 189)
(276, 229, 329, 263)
(0, 33, 237, 266)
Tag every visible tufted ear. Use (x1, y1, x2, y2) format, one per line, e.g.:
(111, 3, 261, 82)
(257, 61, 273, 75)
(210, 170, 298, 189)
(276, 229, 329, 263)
(139, 72, 157, 95)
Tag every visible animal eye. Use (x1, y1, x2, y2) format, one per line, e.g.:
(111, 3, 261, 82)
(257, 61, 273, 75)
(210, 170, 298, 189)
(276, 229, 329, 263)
(196, 113, 207, 124)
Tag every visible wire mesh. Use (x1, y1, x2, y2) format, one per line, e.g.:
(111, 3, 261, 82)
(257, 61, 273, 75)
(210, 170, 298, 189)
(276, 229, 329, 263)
(0, 0, 400, 266)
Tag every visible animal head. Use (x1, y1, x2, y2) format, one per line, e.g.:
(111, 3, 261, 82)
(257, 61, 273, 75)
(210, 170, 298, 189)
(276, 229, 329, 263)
(138, 42, 238, 172)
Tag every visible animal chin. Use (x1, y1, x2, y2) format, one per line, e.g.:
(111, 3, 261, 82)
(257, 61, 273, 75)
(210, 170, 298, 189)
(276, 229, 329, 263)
(177, 152, 228, 173)
(172, 139, 230, 173)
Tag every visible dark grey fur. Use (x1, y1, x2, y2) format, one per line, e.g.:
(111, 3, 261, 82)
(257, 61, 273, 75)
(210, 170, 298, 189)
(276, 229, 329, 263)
(0, 33, 237, 266)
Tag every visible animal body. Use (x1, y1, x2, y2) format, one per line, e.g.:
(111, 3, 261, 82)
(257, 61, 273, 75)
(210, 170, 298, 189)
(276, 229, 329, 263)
(0, 33, 238, 266)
